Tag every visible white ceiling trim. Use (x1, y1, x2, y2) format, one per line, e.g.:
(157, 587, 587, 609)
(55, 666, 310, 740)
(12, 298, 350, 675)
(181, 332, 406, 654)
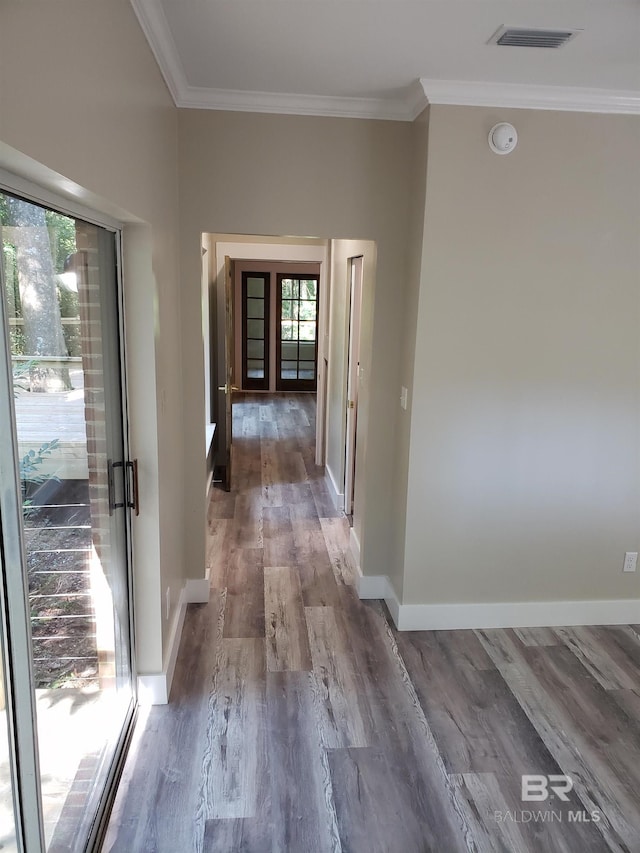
(421, 79, 640, 115)
(131, 0, 426, 121)
(177, 81, 427, 121)
(130, 0, 186, 104)
(130, 0, 639, 120)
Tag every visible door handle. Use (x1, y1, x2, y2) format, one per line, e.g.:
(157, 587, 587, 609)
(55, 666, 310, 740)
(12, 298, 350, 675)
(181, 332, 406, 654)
(108, 460, 124, 515)
(218, 384, 240, 393)
(107, 459, 139, 516)
(126, 459, 140, 517)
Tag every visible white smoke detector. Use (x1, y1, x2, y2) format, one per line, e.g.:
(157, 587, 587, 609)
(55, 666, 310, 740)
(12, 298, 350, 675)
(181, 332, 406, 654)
(488, 122, 518, 155)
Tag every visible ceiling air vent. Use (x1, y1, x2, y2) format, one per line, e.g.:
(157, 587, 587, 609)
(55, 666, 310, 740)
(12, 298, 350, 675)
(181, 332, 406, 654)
(488, 26, 580, 48)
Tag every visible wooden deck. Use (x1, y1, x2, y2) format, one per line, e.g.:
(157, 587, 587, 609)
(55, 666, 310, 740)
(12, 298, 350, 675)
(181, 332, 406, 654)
(14, 385, 88, 479)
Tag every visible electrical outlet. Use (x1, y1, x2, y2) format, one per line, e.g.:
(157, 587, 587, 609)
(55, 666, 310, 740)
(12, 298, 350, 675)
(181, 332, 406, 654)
(166, 586, 171, 619)
(623, 552, 638, 573)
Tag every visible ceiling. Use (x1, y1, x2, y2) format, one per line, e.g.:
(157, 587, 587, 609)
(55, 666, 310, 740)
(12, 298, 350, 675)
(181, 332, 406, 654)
(131, 0, 640, 119)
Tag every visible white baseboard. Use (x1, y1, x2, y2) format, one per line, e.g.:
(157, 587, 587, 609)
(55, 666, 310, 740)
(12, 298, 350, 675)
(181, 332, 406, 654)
(355, 568, 401, 625)
(184, 577, 210, 603)
(137, 576, 210, 704)
(395, 598, 640, 631)
(325, 465, 344, 511)
(349, 527, 361, 573)
(356, 571, 389, 600)
(355, 574, 640, 632)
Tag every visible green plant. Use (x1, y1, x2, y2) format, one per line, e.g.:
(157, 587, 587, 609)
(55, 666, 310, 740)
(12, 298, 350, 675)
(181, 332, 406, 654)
(11, 358, 37, 393)
(20, 440, 60, 515)
(12, 361, 61, 507)
(20, 440, 60, 488)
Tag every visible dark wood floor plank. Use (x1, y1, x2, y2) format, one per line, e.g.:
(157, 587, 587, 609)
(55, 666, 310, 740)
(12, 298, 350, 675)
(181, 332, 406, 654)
(329, 746, 465, 853)
(396, 628, 565, 783)
(449, 772, 531, 853)
(309, 476, 342, 519)
(290, 509, 340, 607)
(554, 626, 637, 690)
(305, 606, 374, 748)
(267, 671, 341, 853)
(260, 437, 280, 507)
(476, 628, 639, 852)
(233, 494, 263, 550)
(104, 596, 225, 853)
(206, 517, 232, 590)
(223, 548, 265, 639)
(208, 490, 236, 521)
(203, 817, 270, 853)
(513, 627, 559, 647)
(337, 593, 471, 849)
(320, 517, 355, 585)
(262, 505, 296, 566)
(264, 566, 312, 672)
(198, 638, 269, 821)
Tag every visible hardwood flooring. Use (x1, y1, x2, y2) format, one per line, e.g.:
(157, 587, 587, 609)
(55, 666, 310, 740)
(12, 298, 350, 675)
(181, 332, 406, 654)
(104, 393, 640, 853)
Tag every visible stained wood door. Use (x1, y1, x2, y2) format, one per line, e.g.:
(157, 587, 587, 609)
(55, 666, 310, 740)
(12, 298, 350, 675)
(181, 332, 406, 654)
(276, 274, 319, 392)
(241, 271, 270, 391)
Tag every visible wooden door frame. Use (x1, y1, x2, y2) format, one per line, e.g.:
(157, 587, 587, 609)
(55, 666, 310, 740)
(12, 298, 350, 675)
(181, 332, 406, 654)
(344, 256, 363, 515)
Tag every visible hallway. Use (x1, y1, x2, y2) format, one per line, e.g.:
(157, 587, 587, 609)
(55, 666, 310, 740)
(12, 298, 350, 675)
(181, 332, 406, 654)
(105, 394, 640, 852)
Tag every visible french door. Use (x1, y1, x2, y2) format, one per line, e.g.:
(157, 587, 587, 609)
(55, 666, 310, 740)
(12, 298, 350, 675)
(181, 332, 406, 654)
(276, 274, 319, 392)
(0, 185, 135, 851)
(241, 271, 270, 391)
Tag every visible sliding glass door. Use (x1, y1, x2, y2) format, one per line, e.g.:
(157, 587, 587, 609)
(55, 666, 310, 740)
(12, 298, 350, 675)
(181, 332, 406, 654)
(0, 188, 135, 850)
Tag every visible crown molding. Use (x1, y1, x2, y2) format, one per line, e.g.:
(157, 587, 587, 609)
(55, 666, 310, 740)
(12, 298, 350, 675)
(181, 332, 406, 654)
(131, 0, 425, 121)
(420, 79, 640, 115)
(176, 84, 419, 121)
(130, 0, 638, 121)
(130, 0, 187, 104)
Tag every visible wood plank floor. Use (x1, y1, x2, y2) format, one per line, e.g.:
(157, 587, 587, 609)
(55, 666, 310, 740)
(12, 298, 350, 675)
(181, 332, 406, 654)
(104, 393, 640, 852)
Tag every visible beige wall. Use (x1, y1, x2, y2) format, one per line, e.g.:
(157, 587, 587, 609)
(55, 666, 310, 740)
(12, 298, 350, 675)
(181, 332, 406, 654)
(0, 0, 183, 672)
(404, 105, 640, 604)
(388, 107, 430, 600)
(179, 110, 413, 583)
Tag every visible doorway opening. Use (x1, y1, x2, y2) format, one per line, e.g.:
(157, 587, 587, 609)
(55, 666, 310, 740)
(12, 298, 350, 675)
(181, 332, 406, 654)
(202, 234, 376, 579)
(344, 256, 363, 521)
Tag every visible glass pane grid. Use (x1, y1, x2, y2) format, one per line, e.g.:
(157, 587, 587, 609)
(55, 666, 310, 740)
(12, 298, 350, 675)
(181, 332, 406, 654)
(279, 276, 318, 385)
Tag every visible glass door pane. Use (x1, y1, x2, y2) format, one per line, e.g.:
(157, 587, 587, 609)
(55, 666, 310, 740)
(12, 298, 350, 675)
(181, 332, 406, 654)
(277, 275, 319, 391)
(0, 192, 134, 850)
(241, 272, 269, 390)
